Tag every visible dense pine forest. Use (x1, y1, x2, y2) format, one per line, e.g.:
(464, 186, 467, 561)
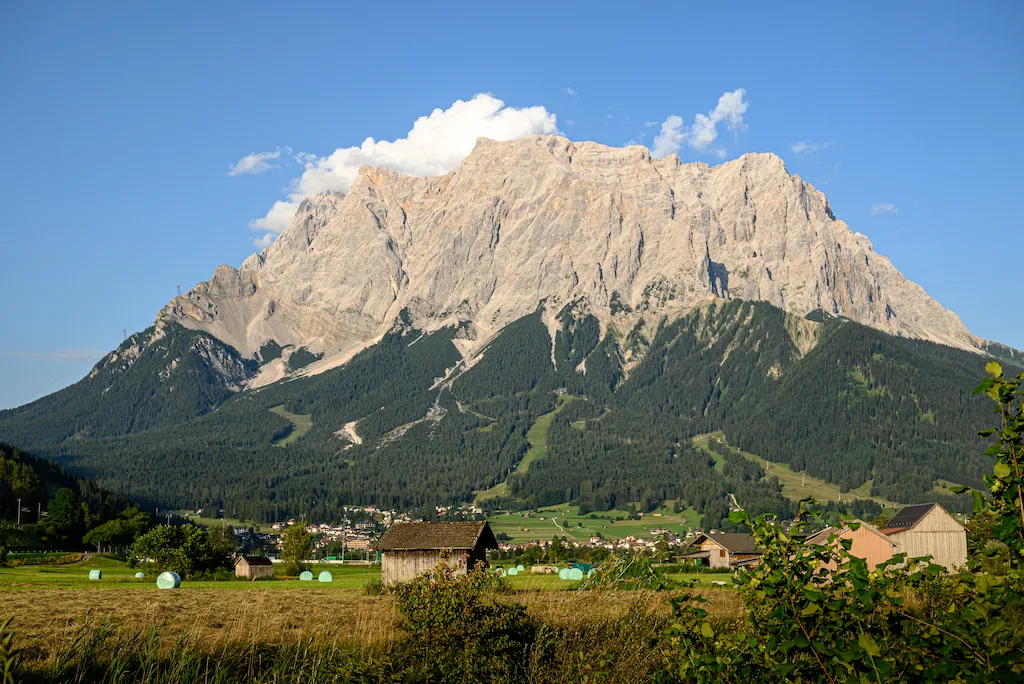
(0, 300, 1009, 528)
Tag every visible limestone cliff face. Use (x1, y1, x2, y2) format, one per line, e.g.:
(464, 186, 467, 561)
(160, 135, 977, 367)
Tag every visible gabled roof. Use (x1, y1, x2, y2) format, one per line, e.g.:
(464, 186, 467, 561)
(879, 503, 964, 534)
(376, 521, 498, 551)
(235, 555, 273, 566)
(805, 520, 899, 547)
(691, 533, 762, 554)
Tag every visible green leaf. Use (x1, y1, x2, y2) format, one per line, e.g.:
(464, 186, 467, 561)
(994, 462, 1012, 479)
(801, 602, 819, 616)
(972, 490, 986, 514)
(700, 622, 714, 639)
(858, 632, 881, 658)
(985, 361, 1003, 377)
(727, 511, 746, 524)
(948, 485, 970, 494)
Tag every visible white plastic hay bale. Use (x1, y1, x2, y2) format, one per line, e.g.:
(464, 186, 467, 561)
(299, 571, 314, 581)
(318, 571, 333, 583)
(156, 571, 181, 589)
(516, 564, 525, 572)
(558, 568, 571, 580)
(135, 572, 145, 579)
(567, 568, 584, 581)
(712, 580, 728, 587)
(88, 569, 102, 580)
(507, 567, 518, 576)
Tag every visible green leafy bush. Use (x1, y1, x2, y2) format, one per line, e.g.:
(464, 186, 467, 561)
(390, 562, 533, 682)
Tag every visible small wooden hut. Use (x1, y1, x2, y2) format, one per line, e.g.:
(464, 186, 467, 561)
(234, 555, 274, 579)
(880, 503, 967, 570)
(681, 533, 763, 568)
(376, 521, 498, 585)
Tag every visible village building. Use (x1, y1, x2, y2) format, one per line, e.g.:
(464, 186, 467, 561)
(805, 520, 900, 571)
(234, 555, 274, 580)
(880, 503, 967, 570)
(681, 532, 763, 568)
(376, 521, 498, 585)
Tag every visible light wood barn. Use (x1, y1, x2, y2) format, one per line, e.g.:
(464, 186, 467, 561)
(805, 520, 899, 571)
(376, 521, 498, 586)
(880, 503, 967, 571)
(234, 555, 274, 579)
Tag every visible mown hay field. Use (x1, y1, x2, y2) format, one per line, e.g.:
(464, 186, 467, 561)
(4, 585, 742, 655)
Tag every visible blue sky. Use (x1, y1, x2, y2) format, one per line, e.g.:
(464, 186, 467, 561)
(1, 1, 1021, 409)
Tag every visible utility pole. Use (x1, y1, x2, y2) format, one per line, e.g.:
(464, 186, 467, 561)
(38, 502, 41, 523)
(342, 513, 347, 564)
(16, 498, 20, 527)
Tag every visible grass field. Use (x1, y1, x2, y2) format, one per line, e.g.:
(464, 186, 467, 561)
(269, 404, 312, 447)
(487, 501, 702, 544)
(2, 563, 742, 661)
(0, 556, 380, 591)
(171, 511, 274, 533)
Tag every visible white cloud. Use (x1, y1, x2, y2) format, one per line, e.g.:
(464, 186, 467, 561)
(4, 349, 106, 363)
(871, 203, 899, 215)
(689, 89, 748, 151)
(253, 232, 277, 249)
(651, 88, 749, 158)
(644, 121, 659, 128)
(249, 94, 557, 248)
(563, 86, 578, 98)
(791, 140, 835, 155)
(565, 120, 576, 126)
(250, 200, 301, 234)
(227, 146, 291, 176)
(652, 115, 686, 157)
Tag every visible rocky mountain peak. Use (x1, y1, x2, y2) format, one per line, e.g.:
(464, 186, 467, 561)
(159, 135, 978, 374)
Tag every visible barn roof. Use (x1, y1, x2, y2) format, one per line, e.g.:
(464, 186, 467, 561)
(235, 555, 273, 566)
(881, 503, 938, 531)
(690, 533, 762, 554)
(376, 521, 498, 551)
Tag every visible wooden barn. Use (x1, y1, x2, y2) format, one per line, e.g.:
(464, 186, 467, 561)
(376, 521, 499, 586)
(234, 555, 274, 579)
(880, 503, 967, 571)
(681, 533, 763, 569)
(805, 520, 900, 571)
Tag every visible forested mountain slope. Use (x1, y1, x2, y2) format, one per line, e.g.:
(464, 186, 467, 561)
(1, 299, 1005, 529)
(0, 324, 258, 447)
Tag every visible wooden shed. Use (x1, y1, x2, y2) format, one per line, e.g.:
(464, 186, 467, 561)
(234, 555, 274, 579)
(880, 503, 967, 571)
(376, 521, 499, 586)
(805, 520, 899, 571)
(682, 533, 763, 569)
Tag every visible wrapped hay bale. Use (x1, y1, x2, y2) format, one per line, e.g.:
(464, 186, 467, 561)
(299, 571, 314, 581)
(88, 569, 102, 580)
(156, 571, 181, 589)
(318, 571, 333, 583)
(135, 572, 145, 579)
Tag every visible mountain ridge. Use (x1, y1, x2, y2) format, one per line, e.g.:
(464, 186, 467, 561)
(159, 136, 983, 389)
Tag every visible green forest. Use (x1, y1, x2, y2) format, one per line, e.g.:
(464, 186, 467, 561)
(0, 300, 1008, 529)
